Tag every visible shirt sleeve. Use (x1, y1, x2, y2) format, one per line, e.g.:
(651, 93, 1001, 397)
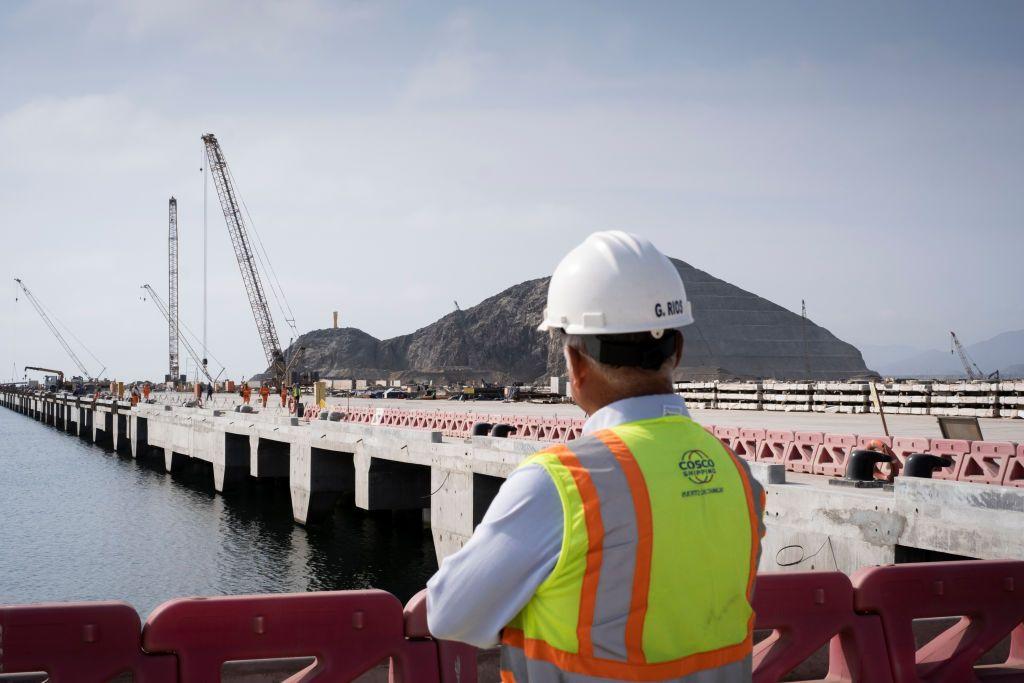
(426, 463, 563, 648)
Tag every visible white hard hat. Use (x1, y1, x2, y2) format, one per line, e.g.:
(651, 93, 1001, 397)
(538, 231, 693, 335)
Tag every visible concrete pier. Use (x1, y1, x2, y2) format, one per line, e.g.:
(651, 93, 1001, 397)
(3, 389, 1024, 572)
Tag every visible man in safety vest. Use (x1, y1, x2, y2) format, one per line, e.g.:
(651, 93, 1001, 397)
(426, 231, 765, 682)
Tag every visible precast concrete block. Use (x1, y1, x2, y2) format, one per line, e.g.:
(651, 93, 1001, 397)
(894, 477, 1024, 560)
(289, 440, 355, 524)
(430, 467, 474, 562)
(761, 481, 898, 574)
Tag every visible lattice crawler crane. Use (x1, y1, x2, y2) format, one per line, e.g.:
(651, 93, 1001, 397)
(201, 134, 287, 384)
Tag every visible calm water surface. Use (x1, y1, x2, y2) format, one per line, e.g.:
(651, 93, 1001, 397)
(0, 407, 437, 616)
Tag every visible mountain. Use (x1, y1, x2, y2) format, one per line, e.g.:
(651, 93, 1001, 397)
(273, 259, 876, 383)
(868, 330, 1024, 378)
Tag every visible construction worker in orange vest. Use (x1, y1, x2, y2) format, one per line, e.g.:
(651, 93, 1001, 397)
(142, 383, 151, 401)
(259, 383, 270, 408)
(426, 232, 765, 681)
(242, 384, 251, 405)
(280, 385, 288, 408)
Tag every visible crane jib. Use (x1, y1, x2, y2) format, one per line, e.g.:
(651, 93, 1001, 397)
(201, 134, 286, 382)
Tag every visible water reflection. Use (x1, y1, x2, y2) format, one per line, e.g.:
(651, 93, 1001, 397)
(0, 409, 437, 617)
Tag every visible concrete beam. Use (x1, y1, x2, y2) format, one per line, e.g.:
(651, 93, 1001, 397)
(289, 442, 355, 524)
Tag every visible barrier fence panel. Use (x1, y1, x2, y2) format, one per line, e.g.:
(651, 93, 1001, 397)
(888, 436, 927, 478)
(404, 590, 478, 683)
(734, 428, 766, 461)
(960, 441, 1016, 486)
(785, 432, 824, 474)
(812, 433, 858, 477)
(751, 571, 893, 683)
(0, 601, 177, 681)
(852, 560, 1024, 682)
(926, 439, 970, 481)
(757, 430, 793, 465)
(1006, 444, 1024, 488)
(141, 590, 437, 682)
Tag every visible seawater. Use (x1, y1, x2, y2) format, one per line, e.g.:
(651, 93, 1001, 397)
(0, 407, 437, 616)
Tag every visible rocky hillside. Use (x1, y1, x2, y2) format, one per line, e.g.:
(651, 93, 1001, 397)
(276, 259, 875, 383)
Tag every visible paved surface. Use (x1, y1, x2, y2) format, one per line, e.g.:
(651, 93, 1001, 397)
(157, 393, 1024, 441)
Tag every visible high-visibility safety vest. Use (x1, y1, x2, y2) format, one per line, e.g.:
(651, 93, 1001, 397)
(501, 415, 762, 682)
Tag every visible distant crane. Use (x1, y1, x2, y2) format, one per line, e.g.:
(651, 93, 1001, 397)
(141, 284, 222, 385)
(201, 133, 289, 384)
(13, 278, 105, 380)
(24, 366, 64, 390)
(950, 331, 999, 381)
(168, 196, 180, 382)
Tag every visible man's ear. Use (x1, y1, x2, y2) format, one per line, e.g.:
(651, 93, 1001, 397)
(565, 344, 588, 387)
(672, 332, 685, 369)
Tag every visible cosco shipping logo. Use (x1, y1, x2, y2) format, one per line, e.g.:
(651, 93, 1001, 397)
(678, 450, 716, 485)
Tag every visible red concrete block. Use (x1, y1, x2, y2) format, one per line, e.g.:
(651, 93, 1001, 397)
(959, 441, 1016, 486)
(733, 428, 765, 461)
(853, 560, 1024, 682)
(0, 601, 176, 682)
(752, 571, 893, 683)
(785, 431, 824, 473)
(757, 430, 794, 465)
(926, 438, 970, 481)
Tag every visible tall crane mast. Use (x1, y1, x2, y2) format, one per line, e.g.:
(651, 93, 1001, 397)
(141, 284, 218, 385)
(168, 197, 180, 382)
(201, 133, 286, 382)
(13, 278, 104, 380)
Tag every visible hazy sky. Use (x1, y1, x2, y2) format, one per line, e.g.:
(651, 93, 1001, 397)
(1, 1, 1021, 382)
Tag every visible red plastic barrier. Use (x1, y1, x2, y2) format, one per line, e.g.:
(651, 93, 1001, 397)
(404, 590, 478, 683)
(959, 441, 1016, 486)
(888, 436, 930, 478)
(713, 425, 740, 451)
(0, 601, 176, 681)
(977, 624, 1024, 679)
(142, 590, 433, 682)
(926, 438, 970, 481)
(733, 428, 765, 461)
(853, 560, 1024, 682)
(757, 430, 794, 465)
(785, 432, 824, 473)
(1004, 444, 1024, 488)
(564, 418, 585, 442)
(812, 433, 857, 477)
(752, 571, 893, 682)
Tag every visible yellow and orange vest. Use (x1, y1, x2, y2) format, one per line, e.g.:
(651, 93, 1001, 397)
(501, 415, 762, 681)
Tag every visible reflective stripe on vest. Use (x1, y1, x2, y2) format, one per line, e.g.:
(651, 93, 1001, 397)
(501, 416, 760, 681)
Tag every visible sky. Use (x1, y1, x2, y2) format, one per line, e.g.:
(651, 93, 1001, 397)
(1, 1, 1021, 382)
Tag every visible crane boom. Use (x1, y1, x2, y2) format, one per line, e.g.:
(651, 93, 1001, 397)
(201, 133, 285, 382)
(14, 278, 101, 380)
(24, 366, 64, 387)
(168, 197, 180, 382)
(141, 285, 217, 385)
(950, 331, 983, 380)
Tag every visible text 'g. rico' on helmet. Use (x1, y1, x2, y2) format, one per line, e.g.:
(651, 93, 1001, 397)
(538, 231, 693, 336)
